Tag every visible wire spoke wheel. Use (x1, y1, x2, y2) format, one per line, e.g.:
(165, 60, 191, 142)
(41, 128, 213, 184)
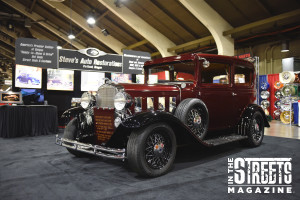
(252, 118, 262, 141)
(145, 132, 172, 169)
(187, 107, 206, 137)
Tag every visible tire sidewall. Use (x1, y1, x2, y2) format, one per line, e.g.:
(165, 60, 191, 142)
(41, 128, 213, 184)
(248, 112, 264, 147)
(175, 99, 209, 140)
(129, 123, 176, 177)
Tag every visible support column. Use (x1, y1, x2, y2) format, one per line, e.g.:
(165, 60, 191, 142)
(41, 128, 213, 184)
(180, 0, 234, 56)
(98, 0, 175, 57)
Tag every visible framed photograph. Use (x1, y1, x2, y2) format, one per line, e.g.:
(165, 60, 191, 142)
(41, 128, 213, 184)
(47, 69, 74, 91)
(81, 71, 105, 91)
(15, 64, 42, 89)
(0, 91, 23, 104)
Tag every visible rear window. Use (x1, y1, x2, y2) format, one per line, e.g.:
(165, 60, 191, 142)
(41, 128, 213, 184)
(234, 65, 253, 86)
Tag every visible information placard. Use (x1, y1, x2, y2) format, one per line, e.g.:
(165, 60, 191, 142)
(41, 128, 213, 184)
(15, 38, 57, 68)
(123, 50, 151, 74)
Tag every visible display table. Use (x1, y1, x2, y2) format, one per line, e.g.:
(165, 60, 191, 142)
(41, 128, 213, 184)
(0, 105, 58, 138)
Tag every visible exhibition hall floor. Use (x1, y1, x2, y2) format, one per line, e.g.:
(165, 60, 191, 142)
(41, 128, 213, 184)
(0, 124, 300, 200)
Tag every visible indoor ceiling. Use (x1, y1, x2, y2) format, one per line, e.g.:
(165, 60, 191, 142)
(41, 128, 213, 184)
(0, 0, 300, 84)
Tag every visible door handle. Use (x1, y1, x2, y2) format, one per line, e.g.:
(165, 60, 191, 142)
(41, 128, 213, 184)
(232, 92, 237, 96)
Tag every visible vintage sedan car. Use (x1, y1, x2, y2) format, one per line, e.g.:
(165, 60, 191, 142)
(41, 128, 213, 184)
(16, 73, 40, 85)
(56, 53, 269, 177)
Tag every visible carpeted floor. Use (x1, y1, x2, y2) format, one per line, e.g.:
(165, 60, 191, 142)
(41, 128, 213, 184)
(0, 133, 299, 200)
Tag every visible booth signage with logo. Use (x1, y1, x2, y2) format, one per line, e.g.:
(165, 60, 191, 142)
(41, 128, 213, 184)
(15, 38, 58, 69)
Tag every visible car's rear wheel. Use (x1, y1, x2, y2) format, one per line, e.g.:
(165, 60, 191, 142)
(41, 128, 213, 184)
(242, 111, 265, 147)
(175, 98, 209, 140)
(63, 118, 87, 157)
(127, 123, 176, 177)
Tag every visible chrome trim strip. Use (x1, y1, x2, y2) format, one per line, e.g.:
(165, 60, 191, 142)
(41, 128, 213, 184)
(55, 135, 126, 160)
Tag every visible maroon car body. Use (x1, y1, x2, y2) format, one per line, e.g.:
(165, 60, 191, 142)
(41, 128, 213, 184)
(56, 53, 269, 177)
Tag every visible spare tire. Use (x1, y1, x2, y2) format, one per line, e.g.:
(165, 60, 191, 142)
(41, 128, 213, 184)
(174, 98, 209, 140)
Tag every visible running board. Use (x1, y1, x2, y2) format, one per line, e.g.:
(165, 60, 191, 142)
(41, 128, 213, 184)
(203, 135, 248, 146)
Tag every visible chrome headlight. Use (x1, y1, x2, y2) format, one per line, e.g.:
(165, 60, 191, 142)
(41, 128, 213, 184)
(80, 92, 92, 109)
(114, 92, 132, 111)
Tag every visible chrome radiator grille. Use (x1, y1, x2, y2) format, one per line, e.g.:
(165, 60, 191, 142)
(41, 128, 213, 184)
(96, 84, 118, 108)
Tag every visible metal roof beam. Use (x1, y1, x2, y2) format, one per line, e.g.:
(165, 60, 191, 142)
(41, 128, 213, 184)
(0, 34, 15, 48)
(2, 0, 86, 50)
(29, 29, 52, 41)
(0, 44, 14, 55)
(223, 9, 300, 36)
(180, 0, 234, 56)
(0, 26, 18, 39)
(42, 0, 125, 54)
(98, 0, 175, 57)
(0, 49, 14, 60)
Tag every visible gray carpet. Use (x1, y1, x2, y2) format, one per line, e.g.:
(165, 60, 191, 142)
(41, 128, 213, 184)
(0, 134, 299, 200)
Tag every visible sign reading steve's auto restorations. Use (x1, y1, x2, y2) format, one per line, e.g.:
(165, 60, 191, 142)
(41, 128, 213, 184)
(58, 48, 122, 72)
(15, 38, 57, 68)
(123, 49, 151, 74)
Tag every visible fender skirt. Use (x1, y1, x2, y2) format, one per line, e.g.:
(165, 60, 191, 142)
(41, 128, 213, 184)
(106, 111, 210, 147)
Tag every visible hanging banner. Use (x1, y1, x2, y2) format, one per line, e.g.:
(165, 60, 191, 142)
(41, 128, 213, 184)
(58, 48, 122, 73)
(15, 38, 58, 69)
(123, 49, 151, 74)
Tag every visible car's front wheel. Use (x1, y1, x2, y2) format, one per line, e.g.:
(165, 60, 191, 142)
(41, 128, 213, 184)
(63, 118, 87, 157)
(127, 123, 176, 177)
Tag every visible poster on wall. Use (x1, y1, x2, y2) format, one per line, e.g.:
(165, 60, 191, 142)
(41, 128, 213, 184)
(81, 71, 105, 91)
(58, 48, 122, 72)
(15, 64, 42, 89)
(123, 49, 151, 74)
(136, 75, 145, 84)
(15, 38, 58, 68)
(111, 73, 132, 83)
(47, 69, 74, 91)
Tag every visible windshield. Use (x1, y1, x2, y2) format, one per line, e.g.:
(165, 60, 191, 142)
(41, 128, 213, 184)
(147, 61, 195, 84)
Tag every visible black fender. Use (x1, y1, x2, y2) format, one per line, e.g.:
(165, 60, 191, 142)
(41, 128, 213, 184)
(237, 104, 270, 135)
(106, 111, 210, 148)
(61, 106, 85, 120)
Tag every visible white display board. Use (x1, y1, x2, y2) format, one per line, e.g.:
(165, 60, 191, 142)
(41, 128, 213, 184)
(81, 71, 105, 91)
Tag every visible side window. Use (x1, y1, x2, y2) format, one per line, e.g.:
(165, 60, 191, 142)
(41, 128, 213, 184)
(234, 65, 253, 86)
(201, 62, 230, 84)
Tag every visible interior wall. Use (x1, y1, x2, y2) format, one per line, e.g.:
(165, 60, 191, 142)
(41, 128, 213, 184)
(235, 38, 300, 75)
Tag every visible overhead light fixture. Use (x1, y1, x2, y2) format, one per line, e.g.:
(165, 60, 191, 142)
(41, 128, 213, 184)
(57, 46, 62, 49)
(281, 41, 289, 52)
(68, 34, 75, 40)
(114, 0, 126, 7)
(87, 16, 96, 25)
(101, 29, 109, 36)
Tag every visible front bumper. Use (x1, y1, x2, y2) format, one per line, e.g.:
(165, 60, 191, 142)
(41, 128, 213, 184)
(55, 135, 126, 160)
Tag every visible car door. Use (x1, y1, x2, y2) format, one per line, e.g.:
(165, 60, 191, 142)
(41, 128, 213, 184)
(198, 60, 235, 131)
(232, 62, 256, 126)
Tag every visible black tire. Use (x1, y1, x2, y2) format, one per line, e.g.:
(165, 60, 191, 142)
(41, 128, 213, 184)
(127, 123, 176, 177)
(174, 98, 209, 140)
(242, 111, 265, 147)
(63, 118, 87, 157)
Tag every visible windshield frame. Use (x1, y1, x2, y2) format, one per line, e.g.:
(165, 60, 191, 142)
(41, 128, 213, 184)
(144, 60, 197, 84)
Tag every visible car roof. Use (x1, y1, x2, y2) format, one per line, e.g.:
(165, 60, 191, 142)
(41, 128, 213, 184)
(144, 53, 254, 68)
